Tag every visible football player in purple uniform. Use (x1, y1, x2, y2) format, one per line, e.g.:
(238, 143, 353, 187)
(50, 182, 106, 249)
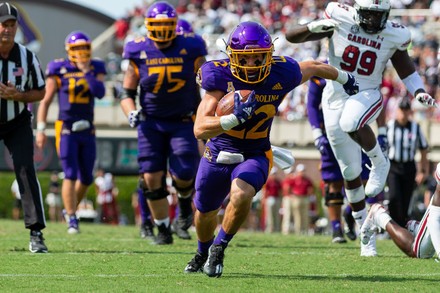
(286, 0, 437, 256)
(119, 1, 207, 244)
(136, 17, 202, 241)
(36, 31, 106, 234)
(184, 21, 359, 278)
(361, 162, 440, 261)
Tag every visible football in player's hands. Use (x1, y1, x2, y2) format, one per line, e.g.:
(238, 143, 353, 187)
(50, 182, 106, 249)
(215, 90, 254, 116)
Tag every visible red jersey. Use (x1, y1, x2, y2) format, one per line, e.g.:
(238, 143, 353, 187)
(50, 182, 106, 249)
(264, 177, 282, 198)
(282, 175, 313, 197)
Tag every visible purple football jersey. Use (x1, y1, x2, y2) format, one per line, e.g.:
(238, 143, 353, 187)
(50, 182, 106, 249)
(199, 56, 302, 154)
(123, 34, 207, 119)
(45, 59, 106, 123)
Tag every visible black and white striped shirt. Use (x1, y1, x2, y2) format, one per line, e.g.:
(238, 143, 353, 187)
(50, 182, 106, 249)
(387, 119, 429, 163)
(0, 43, 45, 123)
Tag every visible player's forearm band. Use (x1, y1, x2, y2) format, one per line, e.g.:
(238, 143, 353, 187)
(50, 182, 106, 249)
(402, 71, 424, 97)
(118, 88, 138, 100)
(220, 114, 239, 131)
(335, 69, 348, 84)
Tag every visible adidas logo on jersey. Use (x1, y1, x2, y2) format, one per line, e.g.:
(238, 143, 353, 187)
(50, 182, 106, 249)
(272, 83, 283, 90)
(179, 49, 188, 55)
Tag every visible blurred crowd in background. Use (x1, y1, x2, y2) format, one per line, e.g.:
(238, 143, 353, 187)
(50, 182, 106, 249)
(109, 0, 440, 125)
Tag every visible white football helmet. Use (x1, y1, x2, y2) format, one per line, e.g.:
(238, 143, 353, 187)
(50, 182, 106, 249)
(353, 0, 391, 34)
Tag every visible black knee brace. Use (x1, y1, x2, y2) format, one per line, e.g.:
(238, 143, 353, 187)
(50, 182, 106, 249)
(172, 179, 194, 198)
(325, 192, 344, 207)
(144, 187, 169, 201)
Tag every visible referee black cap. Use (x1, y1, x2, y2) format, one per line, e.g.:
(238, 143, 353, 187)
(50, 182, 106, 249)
(0, 2, 18, 23)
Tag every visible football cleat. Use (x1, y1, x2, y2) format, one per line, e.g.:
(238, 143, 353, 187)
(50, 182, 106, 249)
(365, 157, 390, 197)
(67, 215, 80, 234)
(360, 203, 386, 245)
(203, 244, 225, 278)
(153, 223, 173, 245)
(184, 251, 208, 273)
(140, 222, 155, 240)
(29, 230, 48, 253)
(332, 229, 347, 244)
(360, 233, 377, 257)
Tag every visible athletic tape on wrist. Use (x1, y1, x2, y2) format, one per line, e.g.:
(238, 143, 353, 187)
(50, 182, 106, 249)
(220, 114, 239, 131)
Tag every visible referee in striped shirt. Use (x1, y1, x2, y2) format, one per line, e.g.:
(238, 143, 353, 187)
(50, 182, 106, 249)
(0, 2, 47, 252)
(386, 96, 429, 227)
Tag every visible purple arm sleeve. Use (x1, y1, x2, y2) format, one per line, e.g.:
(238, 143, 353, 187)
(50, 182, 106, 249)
(306, 77, 325, 130)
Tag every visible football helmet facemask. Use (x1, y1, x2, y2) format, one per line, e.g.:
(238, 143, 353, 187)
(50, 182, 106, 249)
(226, 21, 274, 84)
(65, 31, 91, 63)
(145, 1, 177, 42)
(354, 0, 391, 34)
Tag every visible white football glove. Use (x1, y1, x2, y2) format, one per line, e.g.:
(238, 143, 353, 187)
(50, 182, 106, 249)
(416, 92, 438, 108)
(128, 110, 143, 128)
(306, 19, 339, 33)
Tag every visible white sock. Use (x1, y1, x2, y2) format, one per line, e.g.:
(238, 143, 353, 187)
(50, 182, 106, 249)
(427, 205, 440, 257)
(352, 207, 367, 231)
(364, 143, 384, 166)
(154, 217, 170, 227)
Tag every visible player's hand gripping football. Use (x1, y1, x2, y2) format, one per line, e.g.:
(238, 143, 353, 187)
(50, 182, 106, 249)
(233, 90, 257, 124)
(128, 110, 142, 128)
(416, 92, 438, 108)
(307, 19, 339, 33)
(343, 73, 359, 96)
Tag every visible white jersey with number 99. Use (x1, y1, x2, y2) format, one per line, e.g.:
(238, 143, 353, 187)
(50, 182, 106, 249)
(322, 2, 411, 101)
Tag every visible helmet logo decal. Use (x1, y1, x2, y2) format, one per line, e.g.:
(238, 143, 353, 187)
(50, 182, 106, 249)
(350, 25, 360, 34)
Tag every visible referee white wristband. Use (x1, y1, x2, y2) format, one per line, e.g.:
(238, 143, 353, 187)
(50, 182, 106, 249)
(36, 121, 46, 132)
(219, 114, 239, 131)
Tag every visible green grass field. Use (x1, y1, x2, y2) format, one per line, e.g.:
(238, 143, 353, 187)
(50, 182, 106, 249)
(0, 220, 438, 292)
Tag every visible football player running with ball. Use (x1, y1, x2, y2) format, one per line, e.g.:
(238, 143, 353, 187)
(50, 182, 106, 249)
(184, 21, 359, 278)
(286, 0, 437, 256)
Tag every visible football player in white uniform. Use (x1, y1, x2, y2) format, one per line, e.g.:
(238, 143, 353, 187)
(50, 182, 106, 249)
(361, 163, 440, 260)
(286, 0, 437, 256)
